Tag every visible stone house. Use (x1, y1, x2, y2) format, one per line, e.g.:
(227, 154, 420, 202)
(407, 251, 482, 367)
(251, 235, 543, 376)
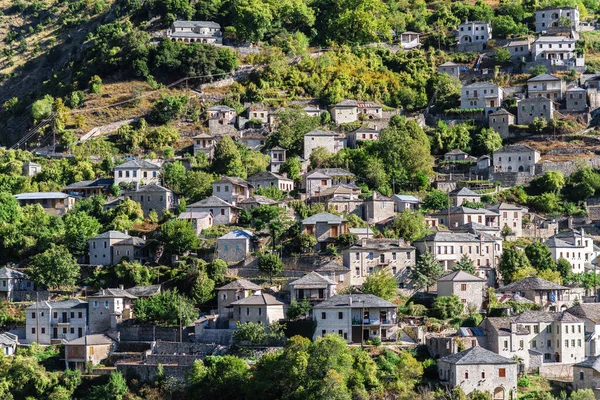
(517, 97, 556, 125)
(302, 213, 349, 250)
(535, 6, 579, 32)
(166, 21, 222, 44)
(505, 39, 532, 59)
(247, 105, 270, 125)
(289, 272, 337, 305)
(22, 161, 42, 176)
(566, 304, 600, 357)
(113, 160, 160, 186)
(437, 271, 486, 312)
(0, 266, 34, 301)
(532, 36, 583, 67)
(343, 238, 415, 286)
(544, 228, 600, 274)
(347, 127, 380, 148)
(488, 108, 515, 139)
(186, 196, 240, 225)
(303, 129, 345, 160)
(573, 356, 600, 396)
(430, 206, 498, 229)
(363, 192, 395, 223)
(565, 87, 588, 112)
(492, 144, 540, 174)
(437, 61, 460, 79)
(303, 168, 355, 198)
(427, 327, 488, 359)
(124, 184, 176, 218)
(486, 203, 526, 238)
(438, 346, 517, 400)
(217, 279, 262, 317)
(231, 293, 285, 327)
(88, 288, 137, 333)
(444, 149, 472, 161)
(14, 192, 76, 216)
(65, 334, 115, 370)
(322, 187, 363, 214)
(216, 229, 255, 263)
(460, 82, 503, 114)
(177, 211, 213, 235)
(480, 310, 585, 375)
(527, 74, 565, 100)
(269, 146, 286, 173)
(207, 105, 236, 130)
(25, 299, 88, 345)
(391, 194, 422, 212)
(329, 99, 383, 125)
(413, 231, 503, 272)
(62, 178, 113, 198)
(400, 31, 420, 49)
(314, 261, 351, 290)
(0, 333, 18, 356)
(449, 187, 481, 207)
(89, 231, 147, 266)
(456, 21, 492, 52)
(313, 294, 398, 344)
(247, 171, 294, 192)
(237, 195, 278, 211)
(193, 133, 217, 159)
(498, 277, 570, 312)
(238, 129, 268, 150)
(212, 176, 253, 205)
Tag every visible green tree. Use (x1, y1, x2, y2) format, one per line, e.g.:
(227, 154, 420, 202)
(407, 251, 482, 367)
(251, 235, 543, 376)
(114, 260, 153, 286)
(529, 117, 547, 134)
(160, 219, 199, 255)
(145, 124, 180, 151)
(191, 268, 216, 304)
(213, 136, 246, 178)
(499, 247, 532, 284)
(207, 259, 228, 284)
(162, 160, 187, 192)
(422, 190, 449, 211)
(432, 296, 464, 319)
(182, 171, 216, 202)
(525, 241, 556, 271)
(495, 48, 511, 65)
(258, 252, 284, 283)
(233, 321, 267, 345)
(280, 156, 302, 181)
(149, 95, 188, 124)
(390, 210, 428, 242)
(31, 94, 54, 124)
(63, 211, 101, 257)
(362, 270, 398, 301)
(29, 244, 80, 289)
(309, 147, 332, 169)
(570, 389, 596, 400)
(232, 0, 274, 43)
(475, 128, 503, 155)
(556, 258, 572, 279)
(410, 252, 444, 291)
(287, 298, 312, 320)
(89, 75, 103, 95)
(134, 289, 197, 326)
(0, 192, 22, 224)
(529, 170, 565, 195)
(452, 255, 477, 275)
(88, 371, 128, 400)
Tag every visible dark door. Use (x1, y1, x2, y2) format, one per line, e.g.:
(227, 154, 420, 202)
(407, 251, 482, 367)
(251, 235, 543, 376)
(352, 326, 362, 344)
(78, 327, 83, 338)
(62, 312, 67, 323)
(318, 289, 324, 299)
(298, 289, 304, 299)
(53, 327, 58, 338)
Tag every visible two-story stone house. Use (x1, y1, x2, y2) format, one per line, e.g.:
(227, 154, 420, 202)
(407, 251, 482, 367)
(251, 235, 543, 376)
(302, 213, 349, 251)
(532, 36, 583, 67)
(492, 144, 540, 174)
(268, 146, 286, 173)
(535, 6, 580, 32)
(347, 127, 380, 148)
(573, 356, 600, 394)
(461, 82, 503, 114)
(212, 176, 253, 205)
(517, 97, 556, 125)
(486, 203, 526, 238)
(26, 299, 88, 344)
(247, 171, 294, 192)
(113, 160, 161, 186)
(456, 21, 492, 52)
(329, 99, 383, 125)
(527, 74, 565, 100)
(544, 228, 600, 274)
(565, 87, 588, 112)
(343, 238, 415, 286)
(193, 133, 217, 159)
(88, 231, 147, 266)
(437, 271, 486, 312)
(14, 192, 77, 216)
(177, 210, 213, 235)
(230, 293, 285, 327)
(391, 194, 422, 212)
(302, 168, 356, 198)
(88, 288, 137, 333)
(498, 277, 570, 312)
(186, 196, 240, 225)
(480, 310, 585, 375)
(449, 187, 481, 207)
(63, 178, 114, 199)
(313, 294, 398, 343)
(217, 279, 262, 317)
(289, 272, 337, 305)
(438, 61, 460, 79)
(124, 184, 176, 218)
(314, 261, 351, 290)
(431, 206, 498, 229)
(438, 346, 517, 400)
(216, 229, 255, 263)
(166, 21, 222, 44)
(0, 266, 34, 301)
(303, 129, 346, 160)
(363, 192, 395, 223)
(566, 304, 600, 357)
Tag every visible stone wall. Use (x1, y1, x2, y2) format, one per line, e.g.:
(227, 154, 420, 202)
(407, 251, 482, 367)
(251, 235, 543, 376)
(194, 329, 234, 345)
(153, 341, 222, 354)
(118, 363, 189, 383)
(12, 290, 50, 302)
(146, 354, 204, 366)
(535, 157, 600, 178)
(539, 363, 575, 379)
(117, 323, 194, 342)
(490, 172, 535, 187)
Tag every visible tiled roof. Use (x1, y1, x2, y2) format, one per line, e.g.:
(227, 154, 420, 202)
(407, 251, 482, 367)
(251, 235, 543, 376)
(566, 303, 600, 324)
(334, 99, 381, 108)
(230, 293, 284, 306)
(313, 294, 396, 309)
(289, 272, 336, 288)
(187, 196, 238, 209)
(416, 231, 497, 243)
(511, 310, 581, 324)
(349, 238, 413, 251)
(431, 206, 494, 216)
(237, 196, 278, 206)
(91, 231, 131, 240)
(302, 212, 348, 224)
(439, 61, 458, 67)
(500, 277, 568, 292)
(438, 346, 516, 365)
(489, 108, 514, 116)
(446, 149, 468, 155)
(208, 105, 235, 112)
(0, 266, 27, 280)
(305, 129, 336, 137)
(64, 178, 114, 189)
(218, 279, 262, 291)
(114, 160, 160, 170)
(27, 299, 87, 310)
(178, 211, 212, 219)
(310, 168, 354, 177)
(438, 270, 484, 282)
(88, 288, 137, 299)
(66, 334, 114, 346)
(463, 81, 498, 88)
(219, 229, 254, 240)
(0, 333, 18, 346)
(128, 184, 171, 193)
(391, 194, 421, 203)
(449, 187, 480, 197)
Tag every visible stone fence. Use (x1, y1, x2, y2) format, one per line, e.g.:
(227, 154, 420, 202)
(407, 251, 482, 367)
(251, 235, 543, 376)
(117, 323, 194, 342)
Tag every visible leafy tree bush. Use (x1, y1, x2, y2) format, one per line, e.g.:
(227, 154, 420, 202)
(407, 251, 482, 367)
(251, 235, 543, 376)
(410, 252, 444, 291)
(525, 242, 555, 272)
(422, 190, 449, 211)
(432, 296, 463, 319)
(287, 298, 312, 320)
(149, 95, 188, 124)
(258, 252, 284, 283)
(160, 219, 199, 255)
(390, 210, 429, 242)
(134, 289, 197, 326)
(451, 255, 477, 275)
(29, 244, 80, 290)
(499, 247, 532, 284)
(362, 270, 398, 301)
(89, 75, 103, 95)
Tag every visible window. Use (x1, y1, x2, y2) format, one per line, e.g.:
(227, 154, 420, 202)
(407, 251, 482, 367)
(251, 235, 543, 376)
(481, 372, 485, 379)
(547, 340, 551, 347)
(322, 330, 326, 336)
(94, 301, 98, 308)
(70, 328, 74, 334)
(338, 312, 343, 319)
(532, 340, 537, 348)
(534, 326, 539, 333)
(578, 339, 582, 347)
(246, 308, 250, 316)
(41, 327, 45, 334)
(504, 340, 508, 349)
(565, 340, 569, 347)
(31, 328, 35, 334)
(581, 371, 585, 380)
(579, 325, 582, 333)
(78, 312, 82, 318)
(31, 312, 35, 319)
(104, 301, 109, 308)
(461, 284, 467, 291)
(465, 371, 469, 379)
(258, 308, 262, 316)
(519, 340, 524, 348)
(322, 312, 326, 320)
(499, 368, 506, 378)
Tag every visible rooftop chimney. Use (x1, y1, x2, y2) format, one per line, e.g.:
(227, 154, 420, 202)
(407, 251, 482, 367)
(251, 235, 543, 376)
(119, 284, 124, 290)
(349, 296, 353, 306)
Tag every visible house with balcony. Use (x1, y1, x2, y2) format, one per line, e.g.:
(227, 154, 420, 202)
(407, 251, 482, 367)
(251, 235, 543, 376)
(480, 310, 585, 375)
(302, 168, 356, 198)
(217, 279, 262, 317)
(193, 133, 217, 159)
(486, 203, 526, 238)
(314, 261, 351, 290)
(186, 196, 240, 225)
(14, 192, 76, 216)
(0, 266, 34, 301)
(289, 272, 337, 305)
(400, 31, 420, 49)
(268, 146, 287, 173)
(347, 127, 380, 148)
(301, 212, 349, 251)
(498, 277, 570, 312)
(438, 346, 517, 400)
(430, 206, 499, 229)
(460, 82, 503, 114)
(313, 294, 398, 344)
(124, 184, 177, 218)
(88, 288, 137, 333)
(88, 231, 147, 266)
(527, 74, 565, 100)
(391, 194, 422, 212)
(212, 176, 253, 205)
(535, 6, 579, 32)
(166, 21, 222, 44)
(113, 160, 160, 186)
(532, 36, 583, 67)
(544, 228, 600, 274)
(25, 299, 88, 345)
(343, 238, 415, 286)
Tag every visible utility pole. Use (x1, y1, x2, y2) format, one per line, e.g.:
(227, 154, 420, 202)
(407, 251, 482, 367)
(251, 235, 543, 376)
(179, 296, 182, 343)
(35, 291, 39, 344)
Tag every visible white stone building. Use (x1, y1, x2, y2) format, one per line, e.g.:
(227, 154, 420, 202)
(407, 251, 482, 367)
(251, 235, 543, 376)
(492, 144, 540, 173)
(461, 82, 503, 114)
(247, 171, 294, 192)
(113, 160, 160, 186)
(456, 21, 492, 52)
(532, 36, 583, 67)
(212, 176, 253, 205)
(329, 99, 383, 125)
(88, 288, 136, 333)
(544, 228, 600, 274)
(166, 21, 222, 44)
(566, 304, 600, 357)
(230, 293, 285, 327)
(535, 6, 580, 32)
(25, 299, 88, 344)
(527, 74, 565, 100)
(186, 196, 240, 225)
(289, 272, 337, 304)
(193, 133, 217, 159)
(437, 271, 486, 312)
(217, 279, 262, 317)
(89, 231, 147, 266)
(0, 266, 34, 301)
(216, 229, 255, 263)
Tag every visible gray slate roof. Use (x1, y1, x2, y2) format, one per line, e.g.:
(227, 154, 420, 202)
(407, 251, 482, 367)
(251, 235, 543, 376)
(416, 231, 496, 244)
(315, 261, 349, 273)
(438, 270, 484, 282)
(230, 293, 283, 306)
(64, 178, 114, 190)
(438, 346, 516, 365)
(66, 334, 114, 346)
(128, 184, 172, 193)
(500, 277, 568, 292)
(213, 176, 252, 187)
(494, 144, 537, 154)
(247, 171, 292, 182)
(126, 284, 162, 298)
(218, 279, 262, 291)
(392, 194, 421, 203)
(302, 212, 348, 225)
(309, 168, 355, 178)
(305, 129, 336, 137)
(219, 229, 254, 240)
(528, 73, 561, 82)
(574, 355, 600, 372)
(313, 294, 396, 309)
(88, 288, 137, 299)
(27, 299, 88, 310)
(0, 266, 27, 280)
(91, 231, 131, 240)
(289, 272, 336, 288)
(114, 160, 160, 170)
(0, 333, 18, 346)
(349, 239, 413, 251)
(188, 196, 239, 209)
(566, 303, 600, 324)
(449, 187, 480, 197)
(14, 192, 70, 200)
(172, 21, 220, 29)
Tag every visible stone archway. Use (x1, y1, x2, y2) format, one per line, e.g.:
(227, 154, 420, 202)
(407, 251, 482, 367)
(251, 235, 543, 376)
(494, 387, 505, 400)
(462, 35, 472, 43)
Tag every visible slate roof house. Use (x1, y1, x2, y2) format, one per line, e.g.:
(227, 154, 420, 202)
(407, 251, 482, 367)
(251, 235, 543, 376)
(65, 334, 115, 370)
(301, 213, 349, 250)
(566, 303, 600, 357)
(113, 160, 160, 186)
(63, 178, 114, 198)
(0, 266, 34, 301)
(25, 299, 89, 345)
(437, 271, 486, 312)
(498, 277, 570, 312)
(247, 171, 294, 192)
(289, 272, 337, 304)
(217, 279, 262, 317)
(166, 21, 222, 44)
(0, 333, 18, 356)
(186, 196, 240, 225)
(14, 192, 76, 216)
(314, 261, 351, 289)
(438, 346, 517, 400)
(573, 355, 600, 395)
(216, 229, 255, 263)
(448, 187, 481, 207)
(88, 231, 147, 266)
(230, 293, 285, 327)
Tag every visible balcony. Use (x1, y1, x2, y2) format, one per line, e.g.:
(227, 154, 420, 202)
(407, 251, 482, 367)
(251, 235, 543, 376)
(352, 318, 394, 326)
